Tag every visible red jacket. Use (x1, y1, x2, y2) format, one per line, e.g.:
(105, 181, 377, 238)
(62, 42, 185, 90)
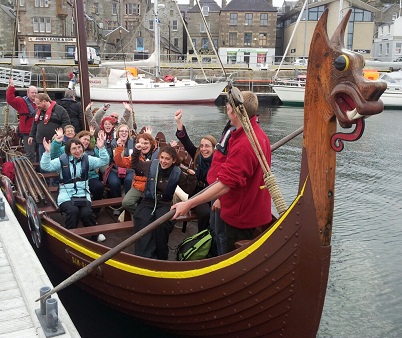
(217, 116, 272, 229)
(6, 86, 36, 134)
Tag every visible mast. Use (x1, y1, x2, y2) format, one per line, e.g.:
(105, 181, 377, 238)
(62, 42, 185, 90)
(74, 0, 91, 119)
(154, 0, 160, 78)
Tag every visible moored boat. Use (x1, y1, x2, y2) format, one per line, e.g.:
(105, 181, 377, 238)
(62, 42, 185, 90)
(74, 69, 228, 103)
(0, 9, 387, 338)
(272, 70, 402, 108)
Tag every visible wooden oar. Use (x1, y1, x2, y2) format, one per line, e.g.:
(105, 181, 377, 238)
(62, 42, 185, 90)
(271, 126, 303, 151)
(36, 127, 304, 302)
(36, 208, 177, 301)
(36, 181, 217, 302)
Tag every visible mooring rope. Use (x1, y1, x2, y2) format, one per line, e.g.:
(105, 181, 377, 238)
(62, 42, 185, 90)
(227, 87, 288, 216)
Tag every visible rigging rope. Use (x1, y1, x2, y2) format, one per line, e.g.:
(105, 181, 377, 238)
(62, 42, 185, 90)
(119, 29, 137, 134)
(227, 87, 288, 216)
(173, 0, 209, 82)
(195, 0, 227, 80)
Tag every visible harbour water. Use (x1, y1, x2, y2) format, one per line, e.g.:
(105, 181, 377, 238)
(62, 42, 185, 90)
(1, 99, 401, 337)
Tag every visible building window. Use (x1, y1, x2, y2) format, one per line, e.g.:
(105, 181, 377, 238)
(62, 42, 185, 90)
(126, 3, 139, 15)
(65, 45, 75, 58)
(170, 9, 174, 16)
(244, 33, 252, 46)
(202, 6, 209, 16)
(379, 44, 382, 55)
(307, 5, 325, 21)
(213, 38, 218, 49)
(230, 13, 237, 25)
(259, 33, 267, 47)
(112, 3, 118, 15)
(200, 22, 210, 33)
(34, 44, 51, 58)
(172, 20, 178, 31)
(20, 0, 25, 6)
(149, 19, 154, 30)
(245, 13, 253, 26)
(386, 43, 390, 55)
(227, 52, 236, 64)
(192, 38, 196, 50)
(33, 17, 51, 33)
(201, 38, 209, 50)
(174, 38, 179, 47)
(34, 0, 49, 7)
(229, 32, 237, 45)
(93, 3, 99, 15)
(395, 42, 402, 54)
(260, 13, 268, 26)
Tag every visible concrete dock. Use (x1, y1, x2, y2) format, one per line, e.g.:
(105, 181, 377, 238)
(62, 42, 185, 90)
(0, 194, 80, 337)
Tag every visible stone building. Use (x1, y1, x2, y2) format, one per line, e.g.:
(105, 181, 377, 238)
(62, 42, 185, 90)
(186, 0, 221, 61)
(218, 0, 277, 66)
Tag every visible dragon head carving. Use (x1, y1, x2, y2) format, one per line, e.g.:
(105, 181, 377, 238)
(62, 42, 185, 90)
(305, 9, 386, 129)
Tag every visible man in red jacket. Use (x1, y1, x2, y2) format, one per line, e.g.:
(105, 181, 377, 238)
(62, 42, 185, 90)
(172, 91, 272, 253)
(6, 78, 38, 162)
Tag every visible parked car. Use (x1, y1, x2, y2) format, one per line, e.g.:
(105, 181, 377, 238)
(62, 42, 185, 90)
(74, 47, 101, 65)
(394, 57, 402, 62)
(293, 58, 308, 66)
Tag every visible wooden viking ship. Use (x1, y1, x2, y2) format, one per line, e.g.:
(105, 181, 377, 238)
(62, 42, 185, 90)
(0, 9, 387, 337)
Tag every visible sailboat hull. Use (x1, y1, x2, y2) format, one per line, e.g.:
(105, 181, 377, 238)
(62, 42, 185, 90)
(75, 80, 227, 103)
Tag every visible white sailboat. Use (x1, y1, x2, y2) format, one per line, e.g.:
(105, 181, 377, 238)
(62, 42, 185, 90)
(75, 0, 228, 104)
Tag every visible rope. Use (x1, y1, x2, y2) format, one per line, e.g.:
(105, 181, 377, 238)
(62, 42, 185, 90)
(119, 29, 137, 134)
(227, 87, 288, 216)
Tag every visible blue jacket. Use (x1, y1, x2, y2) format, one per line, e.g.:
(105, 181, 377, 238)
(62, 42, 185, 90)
(50, 139, 104, 180)
(40, 147, 109, 206)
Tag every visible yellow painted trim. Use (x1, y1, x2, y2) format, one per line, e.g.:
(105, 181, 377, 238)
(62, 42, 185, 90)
(17, 178, 308, 279)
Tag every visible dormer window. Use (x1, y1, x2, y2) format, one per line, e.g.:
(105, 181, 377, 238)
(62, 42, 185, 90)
(202, 6, 209, 16)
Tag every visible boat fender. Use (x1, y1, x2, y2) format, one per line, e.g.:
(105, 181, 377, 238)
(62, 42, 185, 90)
(1, 176, 15, 212)
(26, 195, 42, 249)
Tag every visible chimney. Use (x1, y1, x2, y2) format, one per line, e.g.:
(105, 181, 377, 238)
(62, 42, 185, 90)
(222, 0, 227, 8)
(190, 0, 194, 7)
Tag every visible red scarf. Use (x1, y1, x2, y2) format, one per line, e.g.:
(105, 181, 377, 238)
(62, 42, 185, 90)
(35, 101, 56, 124)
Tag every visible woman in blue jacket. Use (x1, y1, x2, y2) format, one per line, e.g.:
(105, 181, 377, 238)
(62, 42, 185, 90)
(40, 131, 109, 230)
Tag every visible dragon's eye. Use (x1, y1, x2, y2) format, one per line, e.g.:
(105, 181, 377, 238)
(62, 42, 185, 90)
(334, 55, 349, 71)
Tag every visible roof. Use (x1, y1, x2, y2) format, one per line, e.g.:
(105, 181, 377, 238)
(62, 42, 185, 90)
(188, 0, 222, 13)
(221, 0, 277, 12)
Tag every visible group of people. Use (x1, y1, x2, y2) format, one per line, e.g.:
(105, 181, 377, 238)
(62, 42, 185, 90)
(6, 77, 273, 260)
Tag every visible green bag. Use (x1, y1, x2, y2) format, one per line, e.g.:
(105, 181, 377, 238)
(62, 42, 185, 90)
(176, 229, 212, 261)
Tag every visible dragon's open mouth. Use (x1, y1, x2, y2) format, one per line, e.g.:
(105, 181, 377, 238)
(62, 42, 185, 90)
(335, 94, 364, 121)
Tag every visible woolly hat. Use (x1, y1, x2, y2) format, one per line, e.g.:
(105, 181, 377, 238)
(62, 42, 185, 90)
(100, 116, 115, 130)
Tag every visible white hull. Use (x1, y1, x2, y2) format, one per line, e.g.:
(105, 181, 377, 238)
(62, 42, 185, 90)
(272, 84, 402, 108)
(75, 76, 227, 103)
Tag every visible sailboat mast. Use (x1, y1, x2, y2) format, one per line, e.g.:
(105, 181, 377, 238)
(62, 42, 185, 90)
(154, 0, 160, 78)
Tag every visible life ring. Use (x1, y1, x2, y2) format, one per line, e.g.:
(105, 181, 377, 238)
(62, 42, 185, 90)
(1, 176, 15, 211)
(26, 195, 42, 249)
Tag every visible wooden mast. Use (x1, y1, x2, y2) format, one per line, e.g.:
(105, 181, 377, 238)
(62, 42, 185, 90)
(73, 0, 91, 124)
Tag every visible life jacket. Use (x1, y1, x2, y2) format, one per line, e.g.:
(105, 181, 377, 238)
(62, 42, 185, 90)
(22, 96, 36, 116)
(34, 101, 56, 124)
(59, 153, 89, 184)
(144, 159, 181, 201)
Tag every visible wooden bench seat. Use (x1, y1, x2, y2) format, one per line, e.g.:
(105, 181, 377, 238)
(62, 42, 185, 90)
(71, 221, 133, 236)
(39, 197, 124, 214)
(69, 212, 198, 237)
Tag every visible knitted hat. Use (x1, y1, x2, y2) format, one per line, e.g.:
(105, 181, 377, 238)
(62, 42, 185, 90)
(100, 116, 115, 130)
